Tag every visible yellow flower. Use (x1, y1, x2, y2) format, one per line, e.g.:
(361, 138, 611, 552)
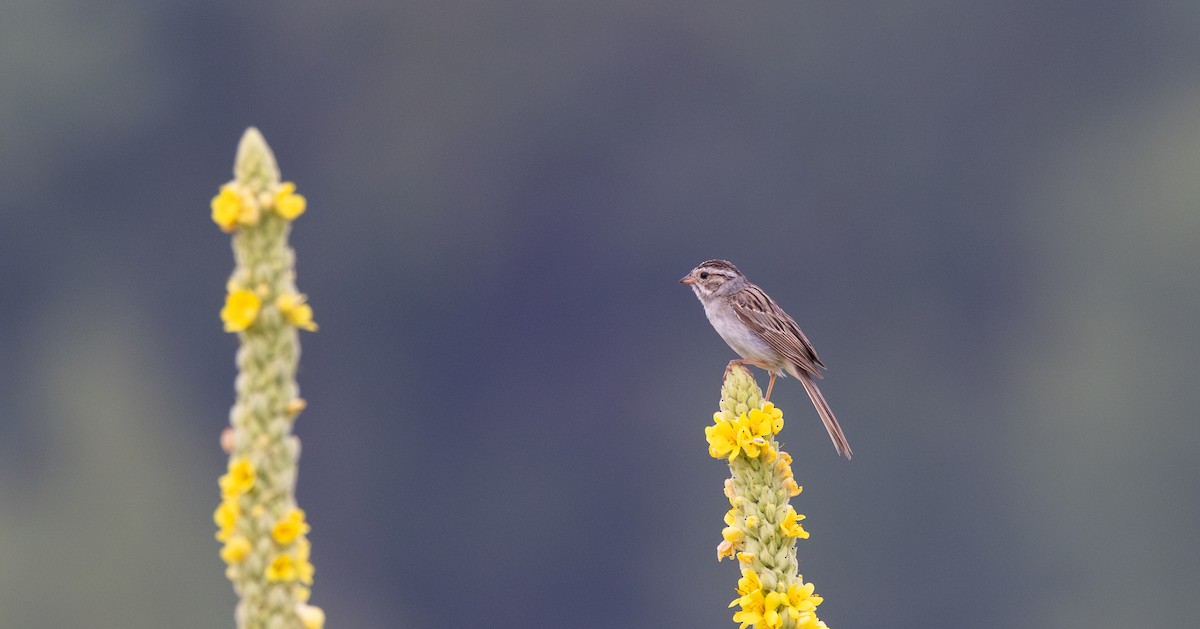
(744, 407, 776, 439)
(761, 590, 788, 629)
(276, 293, 318, 332)
(274, 182, 307, 220)
(213, 496, 240, 541)
(706, 418, 740, 460)
(297, 558, 315, 585)
(211, 186, 243, 232)
(266, 554, 298, 582)
(772, 451, 792, 477)
(780, 506, 809, 539)
(220, 536, 251, 565)
(221, 289, 261, 332)
(775, 452, 795, 479)
(759, 402, 784, 434)
(784, 581, 822, 613)
(272, 508, 310, 545)
(295, 603, 326, 629)
(734, 422, 762, 459)
(219, 457, 256, 498)
(731, 588, 765, 628)
(735, 570, 761, 598)
(295, 538, 315, 584)
(783, 477, 802, 497)
(720, 523, 746, 560)
(707, 408, 779, 461)
(729, 570, 763, 614)
(211, 184, 262, 230)
(760, 441, 777, 463)
(782, 582, 824, 628)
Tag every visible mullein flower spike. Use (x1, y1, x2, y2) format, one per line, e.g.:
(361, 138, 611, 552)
(212, 128, 323, 629)
(706, 366, 830, 629)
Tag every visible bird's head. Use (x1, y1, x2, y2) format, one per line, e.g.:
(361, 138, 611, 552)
(680, 259, 745, 300)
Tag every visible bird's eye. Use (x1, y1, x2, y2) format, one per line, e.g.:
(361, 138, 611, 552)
(699, 272, 709, 279)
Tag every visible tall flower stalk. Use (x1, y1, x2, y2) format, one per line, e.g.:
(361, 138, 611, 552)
(705, 366, 829, 629)
(212, 128, 324, 629)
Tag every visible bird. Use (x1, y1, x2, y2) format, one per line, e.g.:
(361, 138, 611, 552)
(681, 259, 852, 459)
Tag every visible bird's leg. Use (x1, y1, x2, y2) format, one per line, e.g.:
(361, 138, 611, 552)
(723, 359, 745, 379)
(764, 372, 777, 402)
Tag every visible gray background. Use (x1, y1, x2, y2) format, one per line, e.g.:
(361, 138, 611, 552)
(2, 2, 1199, 627)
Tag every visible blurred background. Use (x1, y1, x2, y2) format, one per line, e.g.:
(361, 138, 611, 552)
(2, 1, 1199, 627)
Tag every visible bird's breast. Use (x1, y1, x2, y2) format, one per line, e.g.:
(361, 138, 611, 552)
(704, 302, 779, 366)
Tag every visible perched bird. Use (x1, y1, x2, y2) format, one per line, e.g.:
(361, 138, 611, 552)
(681, 259, 852, 459)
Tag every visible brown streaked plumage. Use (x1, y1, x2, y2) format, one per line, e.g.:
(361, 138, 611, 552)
(681, 259, 852, 459)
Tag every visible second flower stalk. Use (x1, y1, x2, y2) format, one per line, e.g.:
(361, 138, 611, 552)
(212, 128, 323, 629)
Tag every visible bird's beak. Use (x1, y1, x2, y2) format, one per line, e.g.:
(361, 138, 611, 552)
(679, 275, 696, 285)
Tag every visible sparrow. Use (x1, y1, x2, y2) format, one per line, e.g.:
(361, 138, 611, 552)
(681, 259, 851, 458)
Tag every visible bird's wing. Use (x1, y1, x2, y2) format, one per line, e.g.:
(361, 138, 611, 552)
(730, 285, 826, 378)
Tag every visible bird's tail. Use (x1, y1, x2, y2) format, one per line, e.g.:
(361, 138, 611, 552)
(799, 375, 852, 459)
